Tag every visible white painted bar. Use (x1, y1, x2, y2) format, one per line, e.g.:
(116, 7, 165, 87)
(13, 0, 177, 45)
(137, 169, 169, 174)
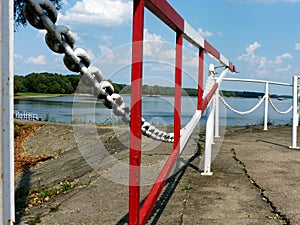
(223, 77, 291, 87)
(220, 54, 229, 67)
(264, 82, 269, 131)
(216, 68, 229, 84)
(180, 110, 202, 154)
(0, 0, 15, 224)
(183, 21, 233, 69)
(290, 76, 299, 149)
(214, 86, 220, 137)
(201, 100, 214, 176)
(183, 21, 204, 49)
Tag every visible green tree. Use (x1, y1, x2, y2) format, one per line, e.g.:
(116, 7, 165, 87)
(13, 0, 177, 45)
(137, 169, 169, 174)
(14, 75, 27, 94)
(66, 75, 80, 92)
(36, 83, 48, 93)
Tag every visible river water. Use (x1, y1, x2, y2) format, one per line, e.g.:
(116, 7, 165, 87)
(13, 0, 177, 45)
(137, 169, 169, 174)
(14, 95, 293, 126)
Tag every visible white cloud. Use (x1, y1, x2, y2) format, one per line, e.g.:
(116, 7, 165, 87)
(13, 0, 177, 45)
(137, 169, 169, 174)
(143, 29, 164, 57)
(246, 41, 261, 55)
(274, 53, 293, 65)
(37, 30, 47, 39)
(144, 29, 163, 42)
(197, 28, 214, 38)
(238, 41, 263, 62)
(14, 54, 23, 59)
(100, 34, 113, 45)
(98, 44, 112, 56)
(295, 43, 300, 50)
(237, 41, 293, 76)
(26, 55, 47, 65)
(70, 31, 81, 42)
(59, 0, 132, 27)
(86, 48, 96, 61)
(61, 0, 69, 6)
(276, 64, 292, 72)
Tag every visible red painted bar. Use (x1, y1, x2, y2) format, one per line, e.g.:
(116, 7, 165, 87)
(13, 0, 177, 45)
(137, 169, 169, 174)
(229, 62, 236, 72)
(139, 31, 183, 225)
(197, 48, 204, 110)
(202, 83, 218, 112)
(204, 40, 220, 60)
(129, 0, 144, 224)
(145, 0, 184, 32)
(174, 32, 183, 149)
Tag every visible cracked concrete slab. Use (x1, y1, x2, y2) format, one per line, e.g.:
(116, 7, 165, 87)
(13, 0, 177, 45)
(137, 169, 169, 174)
(16, 124, 298, 224)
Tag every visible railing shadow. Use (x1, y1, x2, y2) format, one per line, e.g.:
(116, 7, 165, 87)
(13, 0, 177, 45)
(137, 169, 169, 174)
(116, 138, 202, 225)
(15, 170, 33, 223)
(256, 139, 290, 149)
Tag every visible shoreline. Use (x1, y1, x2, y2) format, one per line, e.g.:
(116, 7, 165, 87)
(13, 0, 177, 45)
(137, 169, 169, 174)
(14, 92, 291, 99)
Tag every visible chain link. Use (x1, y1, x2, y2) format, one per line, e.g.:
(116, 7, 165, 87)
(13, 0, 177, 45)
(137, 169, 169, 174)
(24, 0, 190, 142)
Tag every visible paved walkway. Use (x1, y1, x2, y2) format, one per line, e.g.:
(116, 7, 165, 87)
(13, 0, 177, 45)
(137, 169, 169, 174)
(17, 125, 299, 224)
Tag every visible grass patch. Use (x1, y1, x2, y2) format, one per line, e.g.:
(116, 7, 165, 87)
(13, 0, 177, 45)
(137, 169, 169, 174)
(49, 204, 60, 212)
(25, 180, 91, 208)
(26, 213, 41, 225)
(15, 92, 65, 97)
(181, 180, 193, 191)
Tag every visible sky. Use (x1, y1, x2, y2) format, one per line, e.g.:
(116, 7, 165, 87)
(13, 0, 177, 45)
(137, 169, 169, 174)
(14, 0, 300, 94)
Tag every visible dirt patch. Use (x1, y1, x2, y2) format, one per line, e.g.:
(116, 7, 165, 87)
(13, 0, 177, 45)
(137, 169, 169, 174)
(14, 121, 53, 175)
(23, 123, 77, 157)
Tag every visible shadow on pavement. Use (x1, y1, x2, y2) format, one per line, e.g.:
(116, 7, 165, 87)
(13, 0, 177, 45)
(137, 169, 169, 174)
(116, 142, 202, 225)
(15, 170, 33, 223)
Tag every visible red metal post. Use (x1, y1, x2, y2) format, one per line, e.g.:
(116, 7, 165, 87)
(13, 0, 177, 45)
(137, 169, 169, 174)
(197, 48, 204, 110)
(174, 31, 183, 153)
(129, 0, 144, 224)
(139, 31, 183, 225)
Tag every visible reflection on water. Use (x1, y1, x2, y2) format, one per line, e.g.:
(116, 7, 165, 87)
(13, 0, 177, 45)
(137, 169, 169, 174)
(14, 95, 293, 126)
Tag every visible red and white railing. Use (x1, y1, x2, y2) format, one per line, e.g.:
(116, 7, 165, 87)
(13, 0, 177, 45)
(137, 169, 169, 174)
(129, 1, 236, 224)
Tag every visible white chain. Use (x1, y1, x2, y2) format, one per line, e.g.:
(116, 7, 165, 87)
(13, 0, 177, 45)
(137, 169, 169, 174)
(219, 94, 266, 115)
(268, 97, 292, 114)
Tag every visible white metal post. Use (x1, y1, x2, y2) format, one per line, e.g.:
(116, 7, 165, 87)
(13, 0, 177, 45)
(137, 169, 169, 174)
(0, 0, 15, 224)
(290, 76, 299, 149)
(214, 86, 220, 138)
(201, 100, 214, 176)
(264, 82, 269, 131)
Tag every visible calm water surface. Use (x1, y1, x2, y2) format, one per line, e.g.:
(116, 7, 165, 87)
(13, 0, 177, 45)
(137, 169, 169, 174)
(14, 95, 293, 126)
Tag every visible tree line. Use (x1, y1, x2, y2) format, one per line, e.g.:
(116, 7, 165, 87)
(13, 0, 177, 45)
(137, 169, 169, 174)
(14, 72, 291, 98)
(13, 73, 198, 96)
(14, 73, 80, 94)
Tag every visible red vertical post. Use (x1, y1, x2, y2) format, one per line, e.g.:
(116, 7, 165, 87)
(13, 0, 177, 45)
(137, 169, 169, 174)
(197, 48, 204, 110)
(129, 0, 144, 224)
(174, 31, 183, 152)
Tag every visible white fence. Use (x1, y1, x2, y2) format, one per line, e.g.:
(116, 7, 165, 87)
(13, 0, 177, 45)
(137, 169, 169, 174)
(218, 77, 299, 147)
(14, 111, 41, 121)
(201, 75, 300, 176)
